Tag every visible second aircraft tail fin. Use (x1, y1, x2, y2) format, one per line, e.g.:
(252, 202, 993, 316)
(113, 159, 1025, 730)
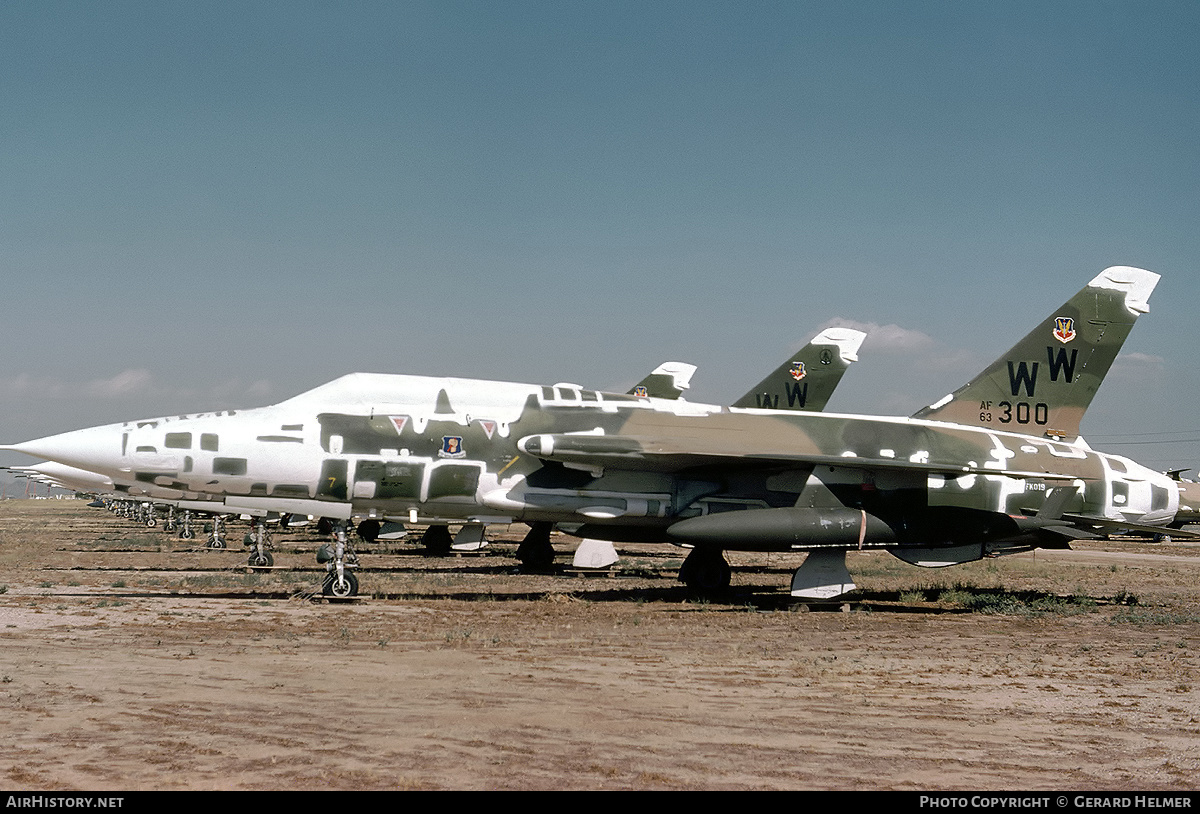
(628, 362, 697, 400)
(732, 327, 866, 411)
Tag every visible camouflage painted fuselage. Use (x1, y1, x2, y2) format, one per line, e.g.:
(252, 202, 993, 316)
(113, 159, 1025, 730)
(33, 370, 1172, 556)
(8, 267, 1174, 562)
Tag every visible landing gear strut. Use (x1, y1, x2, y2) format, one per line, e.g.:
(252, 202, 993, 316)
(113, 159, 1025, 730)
(246, 519, 274, 568)
(319, 520, 360, 598)
(206, 514, 228, 549)
(178, 510, 196, 540)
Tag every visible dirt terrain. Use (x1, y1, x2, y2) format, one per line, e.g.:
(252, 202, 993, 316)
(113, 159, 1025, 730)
(1, 499, 1197, 791)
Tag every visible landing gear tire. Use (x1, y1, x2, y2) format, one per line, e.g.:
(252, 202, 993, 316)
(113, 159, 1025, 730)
(180, 528, 195, 540)
(323, 571, 359, 598)
(421, 525, 453, 556)
(679, 549, 731, 591)
(357, 519, 381, 543)
(516, 522, 555, 571)
(248, 551, 274, 568)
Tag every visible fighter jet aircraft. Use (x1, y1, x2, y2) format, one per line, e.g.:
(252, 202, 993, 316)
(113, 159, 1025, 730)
(4, 267, 1177, 599)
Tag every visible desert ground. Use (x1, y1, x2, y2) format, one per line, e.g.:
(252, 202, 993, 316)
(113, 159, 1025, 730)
(0, 498, 1197, 791)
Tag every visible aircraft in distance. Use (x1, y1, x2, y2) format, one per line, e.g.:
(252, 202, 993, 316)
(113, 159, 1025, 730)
(3, 461, 114, 493)
(729, 326, 864, 412)
(627, 362, 698, 400)
(3, 267, 1180, 599)
(627, 327, 866, 409)
(1162, 469, 1200, 533)
(3, 459, 270, 554)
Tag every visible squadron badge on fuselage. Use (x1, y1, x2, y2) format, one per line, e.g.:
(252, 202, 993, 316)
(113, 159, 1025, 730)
(440, 436, 465, 458)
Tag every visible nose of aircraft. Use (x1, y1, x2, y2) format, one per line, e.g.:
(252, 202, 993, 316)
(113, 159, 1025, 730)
(2, 423, 127, 475)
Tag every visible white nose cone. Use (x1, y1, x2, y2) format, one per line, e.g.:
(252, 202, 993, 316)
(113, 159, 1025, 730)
(3, 423, 127, 476)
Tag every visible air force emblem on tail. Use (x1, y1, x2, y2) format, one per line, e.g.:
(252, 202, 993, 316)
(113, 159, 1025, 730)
(1053, 316, 1076, 343)
(789, 362, 807, 381)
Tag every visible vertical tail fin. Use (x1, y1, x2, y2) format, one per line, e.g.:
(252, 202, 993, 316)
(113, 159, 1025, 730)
(628, 362, 697, 399)
(912, 266, 1160, 441)
(732, 327, 866, 411)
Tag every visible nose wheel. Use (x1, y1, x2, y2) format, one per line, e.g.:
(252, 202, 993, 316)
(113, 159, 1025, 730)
(245, 519, 274, 569)
(178, 510, 196, 540)
(322, 570, 359, 598)
(318, 521, 360, 598)
(206, 514, 228, 549)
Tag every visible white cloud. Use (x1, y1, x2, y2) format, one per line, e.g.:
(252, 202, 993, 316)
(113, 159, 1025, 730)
(1, 369, 274, 408)
(819, 317, 936, 354)
(84, 368, 156, 398)
(1107, 351, 1167, 386)
(202, 378, 275, 406)
(1, 373, 66, 399)
(1, 369, 159, 400)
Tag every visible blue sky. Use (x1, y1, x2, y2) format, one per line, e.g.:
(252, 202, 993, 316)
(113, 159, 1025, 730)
(2, 1, 1198, 476)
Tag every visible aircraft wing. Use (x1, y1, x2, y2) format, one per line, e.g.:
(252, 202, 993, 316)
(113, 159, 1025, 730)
(517, 432, 1082, 481)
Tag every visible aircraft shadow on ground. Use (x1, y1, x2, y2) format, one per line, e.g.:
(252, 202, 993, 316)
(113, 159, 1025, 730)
(38, 581, 1127, 615)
